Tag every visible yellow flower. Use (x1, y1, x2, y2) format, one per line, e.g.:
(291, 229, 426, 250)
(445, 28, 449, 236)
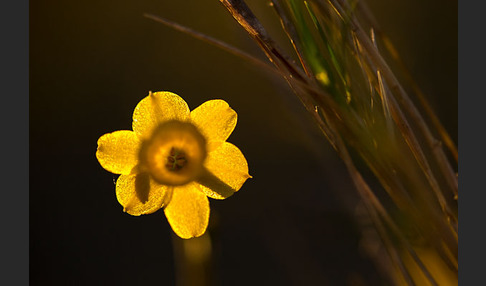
(96, 91, 251, 239)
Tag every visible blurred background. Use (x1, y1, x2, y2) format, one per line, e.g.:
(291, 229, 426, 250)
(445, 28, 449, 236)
(30, 0, 457, 285)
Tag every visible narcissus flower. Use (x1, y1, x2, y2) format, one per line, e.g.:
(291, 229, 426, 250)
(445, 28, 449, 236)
(96, 91, 251, 238)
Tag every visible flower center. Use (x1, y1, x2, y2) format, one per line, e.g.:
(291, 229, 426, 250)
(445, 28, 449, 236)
(139, 120, 207, 186)
(166, 147, 187, 171)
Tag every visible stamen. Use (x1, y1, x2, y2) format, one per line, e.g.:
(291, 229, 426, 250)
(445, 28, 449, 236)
(166, 147, 187, 171)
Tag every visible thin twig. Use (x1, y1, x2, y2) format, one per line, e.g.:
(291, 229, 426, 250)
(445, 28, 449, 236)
(143, 13, 279, 76)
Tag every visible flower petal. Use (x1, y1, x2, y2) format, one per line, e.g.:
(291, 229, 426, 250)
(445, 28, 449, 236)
(164, 183, 210, 239)
(116, 173, 169, 216)
(133, 91, 190, 138)
(196, 142, 251, 200)
(190, 99, 237, 144)
(96, 130, 140, 175)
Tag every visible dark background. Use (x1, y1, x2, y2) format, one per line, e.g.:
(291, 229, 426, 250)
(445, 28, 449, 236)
(30, 0, 457, 285)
